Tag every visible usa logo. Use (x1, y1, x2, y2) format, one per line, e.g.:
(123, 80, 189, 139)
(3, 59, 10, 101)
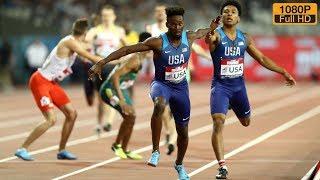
(182, 48, 188, 52)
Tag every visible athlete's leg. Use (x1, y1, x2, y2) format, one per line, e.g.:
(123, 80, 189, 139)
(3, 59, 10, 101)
(21, 110, 57, 149)
(148, 81, 171, 166)
(151, 97, 166, 151)
(116, 110, 135, 151)
(58, 103, 77, 151)
(162, 106, 170, 142)
(175, 124, 188, 165)
(170, 89, 190, 165)
(162, 108, 177, 155)
(21, 72, 57, 150)
(170, 86, 190, 179)
(211, 113, 226, 162)
(104, 102, 117, 131)
(97, 95, 105, 126)
(210, 84, 231, 179)
(113, 89, 135, 151)
(167, 114, 177, 145)
(230, 85, 251, 127)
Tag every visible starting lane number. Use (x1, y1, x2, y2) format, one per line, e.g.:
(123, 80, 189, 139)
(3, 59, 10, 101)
(273, 3, 318, 25)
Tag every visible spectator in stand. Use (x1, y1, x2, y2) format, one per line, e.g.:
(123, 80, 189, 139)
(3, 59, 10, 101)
(25, 39, 48, 75)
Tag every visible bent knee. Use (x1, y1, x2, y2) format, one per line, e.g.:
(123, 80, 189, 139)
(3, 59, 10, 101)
(66, 110, 77, 121)
(124, 114, 136, 126)
(47, 118, 57, 127)
(239, 117, 250, 127)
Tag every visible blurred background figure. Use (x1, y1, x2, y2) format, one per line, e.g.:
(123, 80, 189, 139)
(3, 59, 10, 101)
(121, 20, 139, 99)
(25, 39, 48, 76)
(0, 39, 14, 92)
(85, 5, 127, 135)
(122, 21, 139, 46)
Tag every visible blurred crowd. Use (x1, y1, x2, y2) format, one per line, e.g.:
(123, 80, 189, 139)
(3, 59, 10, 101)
(0, 0, 319, 91)
(1, 0, 319, 35)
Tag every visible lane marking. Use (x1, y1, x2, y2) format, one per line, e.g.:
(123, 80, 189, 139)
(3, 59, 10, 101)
(51, 92, 316, 179)
(188, 106, 320, 177)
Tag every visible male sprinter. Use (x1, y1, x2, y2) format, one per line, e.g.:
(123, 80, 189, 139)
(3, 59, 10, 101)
(206, 1, 296, 179)
(99, 32, 151, 160)
(146, 4, 212, 155)
(85, 5, 126, 134)
(15, 19, 103, 161)
(89, 7, 220, 180)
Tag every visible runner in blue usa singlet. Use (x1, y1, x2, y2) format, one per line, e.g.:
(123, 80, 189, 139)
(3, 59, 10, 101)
(210, 26, 251, 119)
(206, 2, 295, 179)
(150, 30, 191, 126)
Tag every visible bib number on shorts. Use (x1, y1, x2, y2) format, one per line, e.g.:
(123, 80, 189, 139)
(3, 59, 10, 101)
(165, 63, 187, 83)
(220, 58, 244, 78)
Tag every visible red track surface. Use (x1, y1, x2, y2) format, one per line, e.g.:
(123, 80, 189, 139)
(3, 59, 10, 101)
(0, 82, 319, 180)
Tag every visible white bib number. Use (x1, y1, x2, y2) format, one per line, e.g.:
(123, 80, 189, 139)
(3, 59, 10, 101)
(165, 63, 187, 83)
(220, 58, 244, 78)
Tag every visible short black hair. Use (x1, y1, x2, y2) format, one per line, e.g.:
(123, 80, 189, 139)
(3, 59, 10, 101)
(139, 32, 151, 42)
(72, 18, 89, 36)
(165, 6, 185, 18)
(220, 0, 242, 16)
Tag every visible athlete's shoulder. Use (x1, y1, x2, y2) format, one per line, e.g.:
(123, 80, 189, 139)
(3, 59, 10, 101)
(241, 32, 253, 45)
(60, 35, 75, 46)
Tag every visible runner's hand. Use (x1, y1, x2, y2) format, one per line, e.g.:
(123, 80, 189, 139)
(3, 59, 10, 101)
(206, 16, 221, 44)
(210, 15, 221, 30)
(119, 100, 132, 116)
(283, 70, 296, 87)
(88, 64, 102, 81)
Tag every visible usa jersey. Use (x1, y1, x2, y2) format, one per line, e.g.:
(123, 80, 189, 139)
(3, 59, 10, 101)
(153, 31, 191, 86)
(210, 27, 247, 86)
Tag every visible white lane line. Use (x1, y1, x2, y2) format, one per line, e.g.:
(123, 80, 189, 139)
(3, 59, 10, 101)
(0, 84, 296, 128)
(0, 119, 96, 143)
(301, 161, 320, 180)
(51, 91, 315, 180)
(0, 105, 208, 163)
(188, 105, 320, 178)
(0, 87, 312, 163)
(0, 122, 150, 163)
(0, 102, 152, 128)
(0, 108, 94, 129)
(0, 106, 153, 142)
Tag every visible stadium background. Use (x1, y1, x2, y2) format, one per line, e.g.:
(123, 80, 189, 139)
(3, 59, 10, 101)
(0, 0, 319, 89)
(1, 1, 320, 180)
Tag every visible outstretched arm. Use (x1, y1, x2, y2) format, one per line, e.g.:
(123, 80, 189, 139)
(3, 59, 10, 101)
(188, 16, 221, 43)
(111, 57, 139, 104)
(191, 43, 211, 60)
(66, 39, 102, 63)
(246, 34, 296, 86)
(89, 37, 160, 80)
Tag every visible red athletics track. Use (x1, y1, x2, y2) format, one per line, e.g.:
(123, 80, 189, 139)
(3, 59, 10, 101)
(0, 82, 319, 180)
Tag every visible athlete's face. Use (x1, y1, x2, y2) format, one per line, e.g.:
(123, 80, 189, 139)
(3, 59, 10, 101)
(154, 6, 166, 22)
(166, 15, 184, 38)
(101, 9, 116, 25)
(222, 5, 240, 26)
